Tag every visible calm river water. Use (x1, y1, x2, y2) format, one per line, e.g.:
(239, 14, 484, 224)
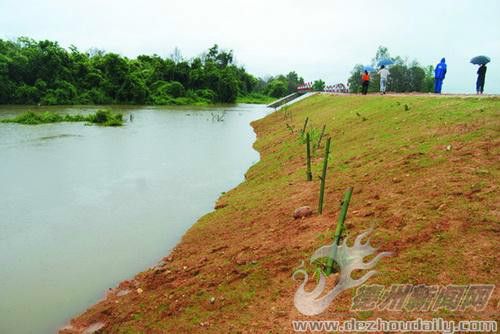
(0, 104, 269, 334)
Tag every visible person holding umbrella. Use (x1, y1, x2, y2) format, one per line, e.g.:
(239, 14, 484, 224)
(471, 56, 490, 94)
(433, 58, 447, 94)
(361, 70, 370, 95)
(476, 64, 487, 94)
(378, 65, 390, 94)
(375, 59, 393, 95)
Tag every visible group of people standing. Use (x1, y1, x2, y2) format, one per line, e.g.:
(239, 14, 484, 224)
(361, 65, 390, 95)
(360, 58, 488, 95)
(361, 65, 391, 95)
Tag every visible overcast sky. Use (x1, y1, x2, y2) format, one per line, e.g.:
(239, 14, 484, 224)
(1, 0, 499, 93)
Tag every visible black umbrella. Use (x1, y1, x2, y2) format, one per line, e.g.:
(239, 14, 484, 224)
(470, 55, 491, 65)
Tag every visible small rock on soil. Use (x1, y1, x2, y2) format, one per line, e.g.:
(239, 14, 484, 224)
(293, 206, 313, 219)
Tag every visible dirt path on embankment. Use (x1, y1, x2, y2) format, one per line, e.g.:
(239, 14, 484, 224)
(62, 95, 499, 333)
(324, 92, 500, 98)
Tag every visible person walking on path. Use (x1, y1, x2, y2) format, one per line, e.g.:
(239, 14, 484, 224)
(434, 58, 447, 94)
(361, 70, 370, 95)
(378, 65, 390, 94)
(476, 64, 487, 94)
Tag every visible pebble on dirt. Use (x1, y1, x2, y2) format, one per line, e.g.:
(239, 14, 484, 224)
(293, 206, 313, 219)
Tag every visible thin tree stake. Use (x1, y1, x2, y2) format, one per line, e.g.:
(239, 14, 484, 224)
(317, 124, 326, 148)
(301, 117, 309, 134)
(318, 137, 331, 214)
(306, 132, 312, 181)
(325, 187, 353, 275)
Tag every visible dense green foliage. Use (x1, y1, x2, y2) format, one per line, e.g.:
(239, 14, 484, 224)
(0, 38, 270, 105)
(347, 46, 434, 93)
(312, 79, 325, 91)
(254, 71, 305, 98)
(1, 109, 124, 126)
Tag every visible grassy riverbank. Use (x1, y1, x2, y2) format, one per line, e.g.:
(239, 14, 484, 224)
(236, 93, 275, 104)
(64, 94, 499, 333)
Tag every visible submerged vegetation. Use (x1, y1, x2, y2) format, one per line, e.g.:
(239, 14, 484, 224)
(0, 37, 306, 106)
(1, 109, 124, 126)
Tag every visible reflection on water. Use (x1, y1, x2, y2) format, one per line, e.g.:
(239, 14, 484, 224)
(0, 104, 269, 334)
(38, 134, 83, 141)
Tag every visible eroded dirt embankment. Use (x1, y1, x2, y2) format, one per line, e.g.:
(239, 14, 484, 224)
(63, 95, 500, 333)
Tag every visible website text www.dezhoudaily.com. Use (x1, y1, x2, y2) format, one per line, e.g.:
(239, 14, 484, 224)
(292, 318, 497, 333)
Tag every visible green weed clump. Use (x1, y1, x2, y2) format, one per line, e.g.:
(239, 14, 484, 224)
(86, 109, 123, 126)
(0, 111, 61, 124)
(1, 109, 123, 126)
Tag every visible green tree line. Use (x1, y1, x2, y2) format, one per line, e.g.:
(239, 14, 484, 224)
(253, 71, 306, 98)
(347, 46, 434, 94)
(0, 37, 304, 105)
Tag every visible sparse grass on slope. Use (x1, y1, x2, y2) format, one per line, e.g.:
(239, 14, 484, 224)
(65, 95, 499, 334)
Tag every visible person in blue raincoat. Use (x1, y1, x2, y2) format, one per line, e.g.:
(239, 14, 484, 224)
(434, 58, 447, 94)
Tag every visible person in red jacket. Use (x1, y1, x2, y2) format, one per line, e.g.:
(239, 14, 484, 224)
(361, 71, 370, 95)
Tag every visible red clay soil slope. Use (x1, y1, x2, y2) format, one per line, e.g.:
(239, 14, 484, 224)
(62, 95, 499, 333)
